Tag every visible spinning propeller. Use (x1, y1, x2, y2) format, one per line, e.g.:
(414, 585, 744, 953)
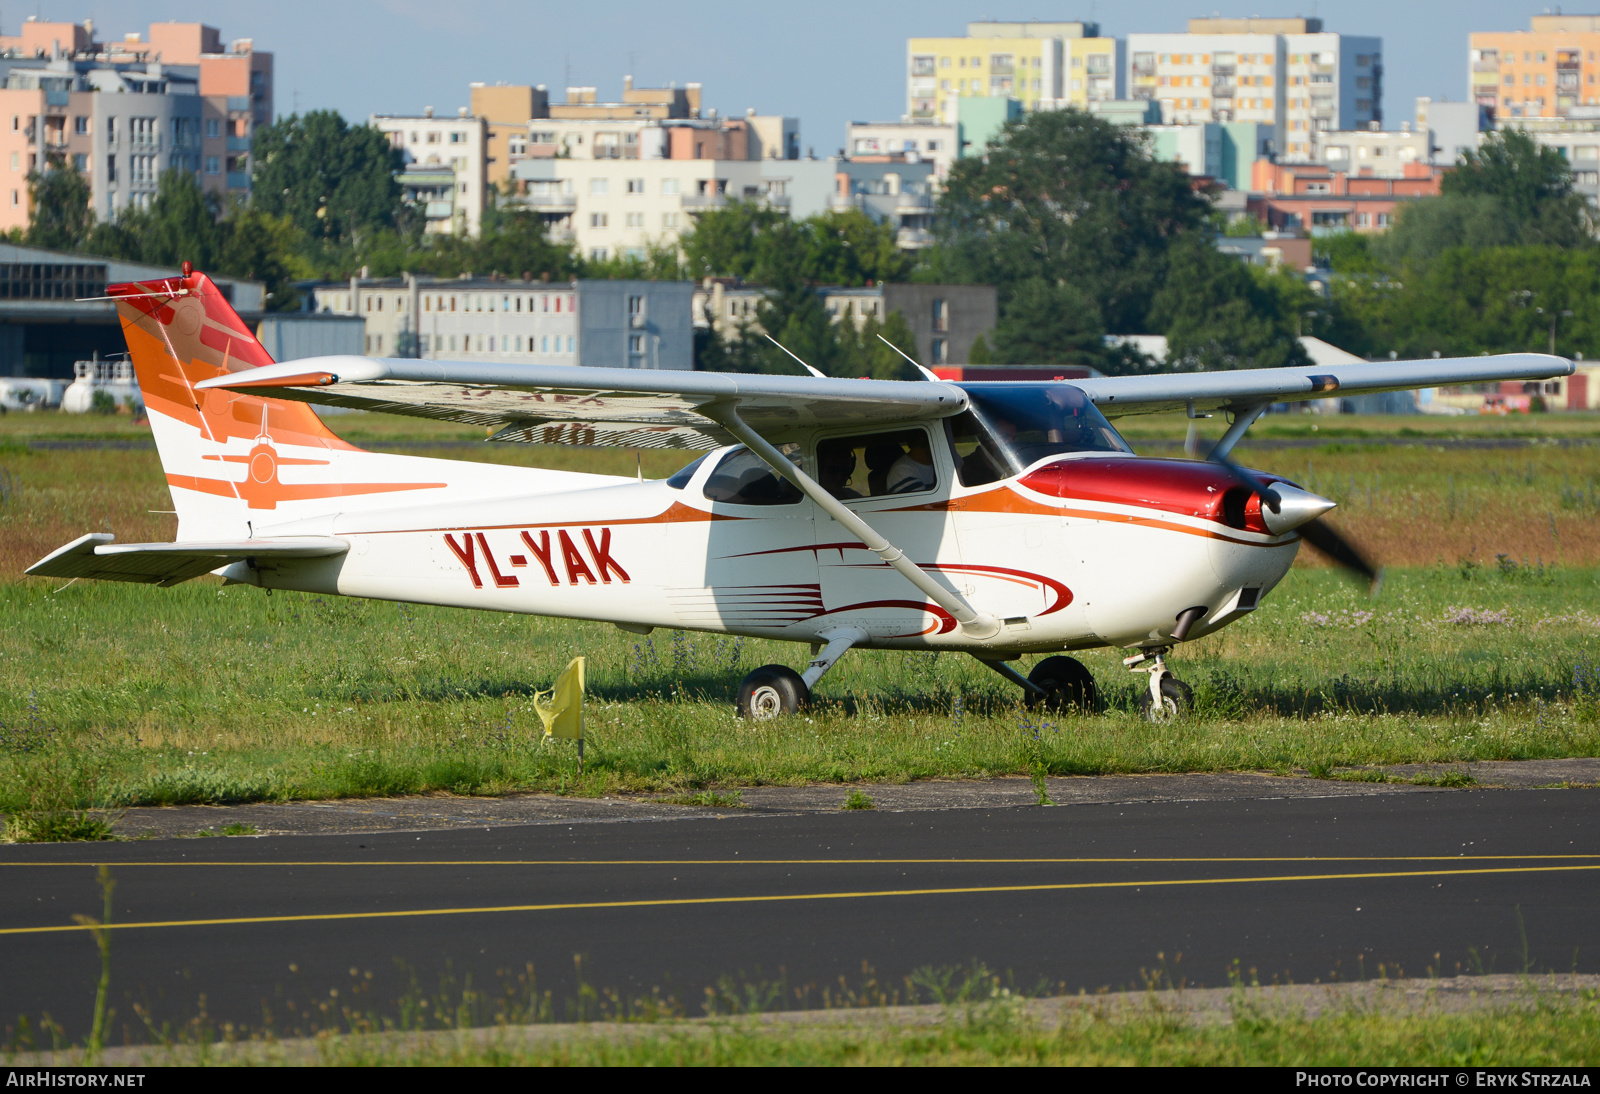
(1192, 415, 1383, 595)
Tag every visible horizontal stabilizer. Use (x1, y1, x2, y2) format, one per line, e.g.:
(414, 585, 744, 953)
(26, 533, 348, 587)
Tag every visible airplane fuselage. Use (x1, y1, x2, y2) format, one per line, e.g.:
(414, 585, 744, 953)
(230, 447, 1301, 655)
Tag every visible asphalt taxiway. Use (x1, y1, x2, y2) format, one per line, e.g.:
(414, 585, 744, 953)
(1, 778, 1596, 1042)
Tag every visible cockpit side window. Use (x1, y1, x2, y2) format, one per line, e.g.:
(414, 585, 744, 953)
(952, 384, 1131, 483)
(701, 445, 803, 505)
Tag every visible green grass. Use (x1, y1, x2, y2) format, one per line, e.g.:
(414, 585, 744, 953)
(0, 562, 1597, 813)
(299, 1003, 1600, 1066)
(841, 789, 876, 810)
(2, 410, 1599, 816)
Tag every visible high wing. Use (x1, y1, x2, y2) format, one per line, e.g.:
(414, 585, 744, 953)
(197, 356, 970, 450)
(196, 351, 1573, 446)
(26, 533, 349, 587)
(1072, 353, 1572, 418)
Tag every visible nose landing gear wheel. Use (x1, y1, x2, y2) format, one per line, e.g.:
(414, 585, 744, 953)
(1025, 656, 1098, 714)
(737, 664, 810, 720)
(1135, 677, 1194, 723)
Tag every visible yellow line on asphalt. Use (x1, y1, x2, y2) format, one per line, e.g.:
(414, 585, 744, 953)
(1, 855, 1598, 868)
(2, 863, 1596, 937)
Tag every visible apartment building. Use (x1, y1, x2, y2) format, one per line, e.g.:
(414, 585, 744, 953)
(1247, 160, 1444, 233)
(372, 108, 489, 236)
(695, 281, 996, 366)
(846, 121, 957, 177)
(906, 20, 1120, 123)
(831, 160, 939, 249)
(513, 157, 791, 261)
(314, 276, 693, 370)
(1311, 127, 1431, 177)
(1470, 14, 1600, 122)
(1127, 17, 1380, 161)
(0, 18, 271, 230)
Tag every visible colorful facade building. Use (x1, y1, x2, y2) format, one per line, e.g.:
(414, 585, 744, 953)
(1470, 14, 1600, 122)
(906, 21, 1120, 123)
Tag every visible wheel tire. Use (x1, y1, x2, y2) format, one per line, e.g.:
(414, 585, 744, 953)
(1025, 656, 1098, 714)
(1135, 677, 1194, 723)
(737, 664, 809, 721)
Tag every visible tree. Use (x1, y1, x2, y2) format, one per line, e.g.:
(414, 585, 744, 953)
(797, 208, 908, 286)
(1149, 236, 1308, 370)
(1376, 130, 1592, 267)
(1444, 128, 1590, 240)
(680, 200, 788, 281)
(136, 170, 225, 271)
(252, 111, 404, 244)
(24, 167, 94, 251)
(987, 278, 1108, 366)
(925, 108, 1214, 337)
(220, 204, 306, 311)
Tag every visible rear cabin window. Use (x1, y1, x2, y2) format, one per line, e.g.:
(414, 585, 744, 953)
(814, 429, 938, 500)
(701, 445, 802, 505)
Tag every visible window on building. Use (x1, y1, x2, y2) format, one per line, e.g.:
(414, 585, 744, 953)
(626, 177, 644, 193)
(932, 298, 949, 333)
(204, 118, 220, 138)
(590, 247, 608, 261)
(625, 212, 644, 227)
(204, 155, 220, 174)
(662, 212, 679, 228)
(629, 334, 643, 353)
(567, 336, 575, 353)
(661, 177, 680, 195)
(591, 213, 608, 228)
(74, 116, 88, 135)
(590, 177, 609, 195)
(73, 153, 88, 172)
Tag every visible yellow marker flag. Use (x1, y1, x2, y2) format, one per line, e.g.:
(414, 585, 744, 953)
(534, 656, 585, 741)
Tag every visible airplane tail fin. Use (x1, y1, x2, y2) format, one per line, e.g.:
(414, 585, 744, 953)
(110, 269, 445, 539)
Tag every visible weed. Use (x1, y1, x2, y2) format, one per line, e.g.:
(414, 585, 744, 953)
(842, 789, 875, 811)
(1029, 763, 1053, 806)
(69, 866, 116, 1062)
(2, 809, 117, 843)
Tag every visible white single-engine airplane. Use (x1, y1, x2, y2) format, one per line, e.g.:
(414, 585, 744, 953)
(29, 269, 1573, 719)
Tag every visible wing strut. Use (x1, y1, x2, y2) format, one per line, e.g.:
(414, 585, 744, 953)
(714, 409, 1001, 640)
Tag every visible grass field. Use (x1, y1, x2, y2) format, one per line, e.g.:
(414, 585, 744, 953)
(1, 409, 1598, 817)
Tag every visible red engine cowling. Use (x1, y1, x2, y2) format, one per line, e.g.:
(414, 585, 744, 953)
(1018, 458, 1287, 535)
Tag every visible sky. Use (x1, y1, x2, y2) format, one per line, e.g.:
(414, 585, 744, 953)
(57, 0, 1563, 147)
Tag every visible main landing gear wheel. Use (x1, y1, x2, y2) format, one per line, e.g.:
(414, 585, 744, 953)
(1025, 656, 1098, 714)
(737, 664, 810, 720)
(1135, 676, 1194, 723)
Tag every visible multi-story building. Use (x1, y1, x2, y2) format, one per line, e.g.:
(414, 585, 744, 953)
(1247, 160, 1444, 233)
(312, 276, 693, 370)
(1127, 17, 1379, 161)
(846, 121, 958, 177)
(831, 159, 939, 249)
(1415, 97, 1489, 164)
(1311, 127, 1431, 177)
(906, 20, 1120, 123)
(1494, 110, 1600, 203)
(373, 108, 489, 236)
(0, 18, 271, 230)
(386, 78, 799, 237)
(1470, 14, 1600, 123)
(695, 280, 996, 366)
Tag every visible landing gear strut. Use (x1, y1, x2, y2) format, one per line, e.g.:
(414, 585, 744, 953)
(974, 654, 1098, 714)
(1124, 648, 1194, 723)
(737, 626, 865, 721)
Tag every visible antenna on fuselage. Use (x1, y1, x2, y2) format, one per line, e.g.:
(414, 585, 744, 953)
(762, 334, 827, 378)
(876, 334, 941, 382)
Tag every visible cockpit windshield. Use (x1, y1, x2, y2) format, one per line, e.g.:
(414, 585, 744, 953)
(948, 383, 1132, 487)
